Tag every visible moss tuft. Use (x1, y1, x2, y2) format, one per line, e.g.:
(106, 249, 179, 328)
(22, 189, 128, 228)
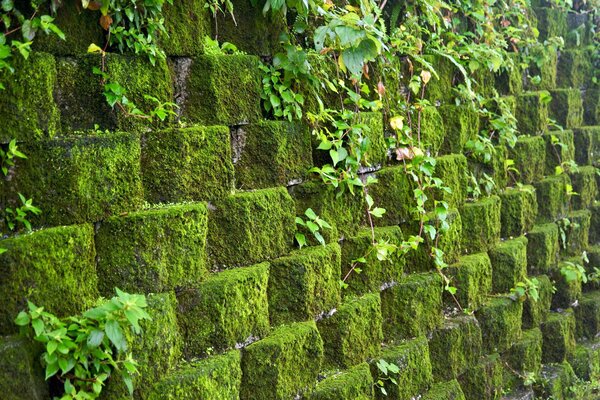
(499, 186, 537, 238)
(488, 237, 528, 294)
(534, 174, 571, 222)
(457, 353, 504, 400)
(508, 136, 546, 184)
(367, 166, 415, 226)
(446, 252, 492, 310)
(422, 380, 466, 400)
(502, 328, 543, 387)
(309, 363, 374, 400)
(160, 0, 211, 56)
(571, 340, 600, 381)
(527, 224, 560, 275)
(515, 92, 548, 135)
(475, 296, 522, 353)
(438, 105, 479, 154)
(541, 310, 576, 363)
(0, 336, 48, 399)
(460, 196, 501, 253)
(419, 106, 446, 154)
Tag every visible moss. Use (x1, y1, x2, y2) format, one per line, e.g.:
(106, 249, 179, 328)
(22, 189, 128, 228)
(207, 187, 295, 267)
(508, 136, 546, 184)
(141, 125, 234, 203)
(269, 243, 341, 325)
(583, 89, 599, 125)
(527, 224, 560, 275)
(428, 315, 482, 381)
(556, 49, 593, 89)
(420, 106, 446, 154)
(503, 328, 543, 386)
(533, 174, 571, 222)
(526, 46, 557, 91)
(422, 380, 466, 400)
(341, 226, 404, 296)
(177, 263, 269, 358)
(460, 195, 501, 253)
(551, 258, 583, 309)
(569, 166, 598, 210)
(495, 55, 523, 95)
(240, 321, 323, 400)
(233, 121, 312, 189)
(592, 206, 600, 245)
(181, 55, 262, 125)
(148, 350, 241, 399)
(366, 166, 415, 226)
(541, 310, 576, 363)
(317, 293, 382, 368)
(309, 363, 374, 400)
(446, 252, 492, 310)
(562, 209, 591, 257)
(371, 336, 433, 400)
(500, 186, 537, 238)
(0, 336, 48, 399)
(515, 92, 549, 135)
(522, 274, 553, 329)
(534, 361, 577, 400)
(571, 340, 600, 381)
(534, 7, 567, 41)
(543, 130, 575, 176)
(573, 126, 600, 166)
(475, 296, 522, 353)
(457, 353, 504, 400)
(381, 272, 443, 340)
(423, 54, 458, 105)
(438, 105, 479, 154)
(0, 225, 97, 334)
(355, 112, 387, 167)
(160, 0, 211, 56)
(574, 291, 600, 340)
(1, 132, 144, 228)
(489, 237, 528, 294)
(434, 154, 468, 209)
(548, 89, 584, 129)
(0, 52, 60, 142)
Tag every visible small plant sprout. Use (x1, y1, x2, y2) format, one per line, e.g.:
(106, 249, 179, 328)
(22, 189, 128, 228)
(294, 208, 332, 248)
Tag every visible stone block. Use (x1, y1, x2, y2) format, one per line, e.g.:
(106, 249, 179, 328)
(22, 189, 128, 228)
(446, 252, 492, 310)
(508, 136, 546, 184)
(439, 105, 479, 153)
(522, 274, 553, 329)
(460, 196, 501, 253)
(309, 363, 374, 400)
(575, 291, 600, 340)
(475, 296, 522, 353)
(0, 336, 48, 400)
(527, 224, 560, 275)
(548, 89, 583, 129)
(569, 166, 598, 210)
(516, 92, 548, 135)
(458, 354, 504, 400)
(500, 186, 537, 238)
(489, 237, 528, 294)
(541, 310, 576, 363)
(534, 174, 571, 222)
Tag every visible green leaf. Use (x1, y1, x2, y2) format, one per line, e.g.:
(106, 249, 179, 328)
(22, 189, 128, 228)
(295, 233, 307, 248)
(87, 329, 104, 348)
(105, 320, 127, 352)
(14, 311, 30, 326)
(304, 208, 317, 220)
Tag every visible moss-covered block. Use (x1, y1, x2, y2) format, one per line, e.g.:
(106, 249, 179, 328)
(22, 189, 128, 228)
(534, 361, 577, 400)
(534, 174, 571, 222)
(508, 136, 546, 184)
(420, 106, 446, 154)
(240, 321, 323, 400)
(160, 0, 211, 56)
(557, 49, 593, 89)
(460, 196, 501, 253)
(500, 186, 537, 238)
(0, 336, 48, 399)
(526, 46, 557, 91)
(569, 166, 598, 210)
(439, 105, 479, 153)
(341, 226, 404, 296)
(475, 296, 522, 353)
(522, 274, 553, 329)
(381, 272, 443, 340)
(446, 252, 492, 310)
(489, 237, 528, 294)
(562, 209, 591, 256)
(1, 133, 144, 227)
(534, 7, 567, 40)
(516, 92, 548, 135)
(503, 328, 543, 386)
(95, 203, 208, 295)
(0, 52, 60, 142)
(0, 225, 97, 334)
(371, 336, 433, 400)
(180, 55, 261, 125)
(317, 293, 382, 368)
(421, 380, 466, 400)
(177, 263, 269, 358)
(141, 125, 234, 203)
(423, 54, 457, 105)
(592, 206, 600, 245)
(366, 166, 415, 226)
(583, 89, 600, 125)
(434, 154, 468, 208)
(428, 315, 482, 381)
(573, 126, 600, 166)
(269, 243, 341, 325)
(148, 350, 241, 400)
(574, 291, 600, 339)
(543, 130, 575, 176)
(458, 353, 504, 400)
(571, 340, 600, 381)
(527, 223, 560, 275)
(495, 55, 524, 95)
(355, 111, 387, 167)
(233, 121, 312, 189)
(207, 187, 295, 267)
(549, 89, 584, 129)
(541, 310, 576, 363)
(309, 363, 374, 400)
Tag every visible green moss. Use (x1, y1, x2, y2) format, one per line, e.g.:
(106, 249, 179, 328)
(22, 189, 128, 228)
(367, 166, 415, 226)
(574, 291, 600, 340)
(269, 243, 341, 325)
(381, 272, 443, 340)
(317, 293, 382, 368)
(207, 187, 295, 267)
(438, 105, 479, 154)
(355, 112, 387, 167)
(541, 310, 576, 363)
(148, 350, 241, 399)
(160, 0, 211, 56)
(534, 361, 577, 400)
(489, 237, 528, 294)
(571, 341, 600, 381)
(428, 315, 482, 381)
(181, 55, 262, 125)
(557, 49, 593, 89)
(371, 336, 433, 400)
(562, 209, 591, 257)
(177, 263, 269, 358)
(573, 126, 600, 166)
(475, 296, 522, 353)
(569, 166, 598, 210)
(240, 321, 323, 400)
(495, 55, 523, 95)
(500, 186, 537, 238)
(583, 89, 599, 125)
(534, 7, 567, 41)
(460, 195, 501, 253)
(522, 274, 553, 329)
(549, 89, 584, 129)
(527, 224, 560, 275)
(552, 258, 583, 309)
(503, 328, 543, 387)
(95, 203, 208, 295)
(233, 121, 312, 189)
(142, 125, 234, 203)
(508, 136, 546, 184)
(1, 132, 144, 227)
(423, 54, 457, 105)
(341, 226, 404, 296)
(515, 92, 549, 135)
(0, 225, 97, 334)
(457, 353, 504, 400)
(309, 363, 374, 400)
(446, 252, 492, 310)
(0, 336, 48, 399)
(434, 154, 468, 208)
(543, 130, 575, 176)
(534, 174, 571, 222)
(0, 52, 60, 141)
(420, 106, 446, 154)
(422, 380, 466, 400)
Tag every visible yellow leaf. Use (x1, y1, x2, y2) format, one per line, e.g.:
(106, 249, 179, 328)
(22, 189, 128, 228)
(420, 70, 432, 85)
(87, 43, 103, 54)
(389, 116, 404, 131)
